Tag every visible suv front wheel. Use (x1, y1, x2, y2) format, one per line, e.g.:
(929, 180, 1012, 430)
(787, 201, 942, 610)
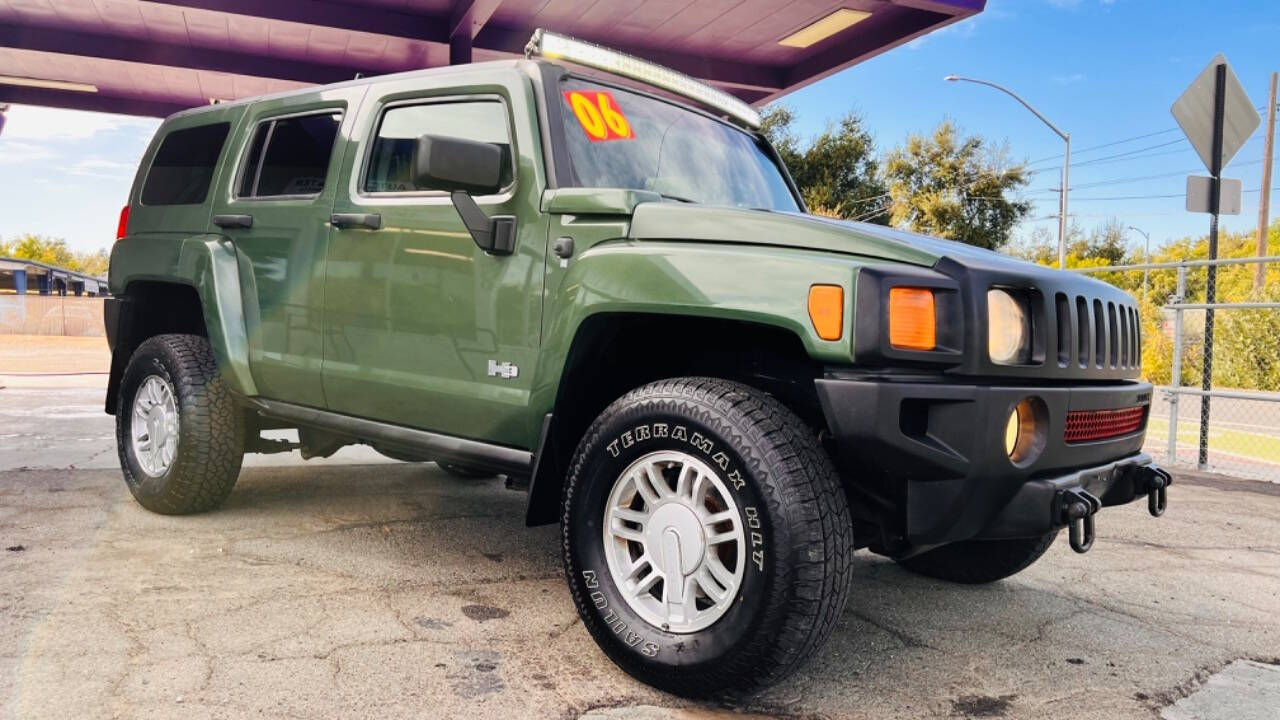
(562, 377, 855, 696)
(116, 334, 244, 514)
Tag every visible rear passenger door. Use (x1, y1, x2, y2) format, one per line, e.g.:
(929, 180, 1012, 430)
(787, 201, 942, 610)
(210, 88, 365, 407)
(321, 78, 549, 447)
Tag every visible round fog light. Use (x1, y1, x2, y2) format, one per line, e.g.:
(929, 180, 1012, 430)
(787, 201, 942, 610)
(1005, 397, 1047, 467)
(1004, 408, 1021, 457)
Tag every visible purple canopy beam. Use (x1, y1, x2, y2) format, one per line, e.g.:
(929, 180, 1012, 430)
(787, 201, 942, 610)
(0, 25, 366, 86)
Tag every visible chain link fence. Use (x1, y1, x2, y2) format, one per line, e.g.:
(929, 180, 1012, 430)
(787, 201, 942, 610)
(0, 295, 106, 337)
(1076, 256, 1280, 483)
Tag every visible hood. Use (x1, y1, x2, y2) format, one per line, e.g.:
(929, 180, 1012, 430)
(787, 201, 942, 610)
(627, 203, 1053, 276)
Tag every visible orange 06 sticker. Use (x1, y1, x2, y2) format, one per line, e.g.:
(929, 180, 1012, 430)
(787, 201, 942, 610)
(563, 90, 633, 142)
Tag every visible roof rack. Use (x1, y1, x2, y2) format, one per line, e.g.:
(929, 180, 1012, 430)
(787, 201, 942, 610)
(524, 29, 762, 130)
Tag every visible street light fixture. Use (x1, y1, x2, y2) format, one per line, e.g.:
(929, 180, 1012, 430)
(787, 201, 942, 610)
(1127, 225, 1152, 302)
(945, 75, 1071, 269)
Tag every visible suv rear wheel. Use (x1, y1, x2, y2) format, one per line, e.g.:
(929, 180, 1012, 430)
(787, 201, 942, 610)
(896, 532, 1058, 584)
(116, 334, 244, 514)
(561, 377, 855, 696)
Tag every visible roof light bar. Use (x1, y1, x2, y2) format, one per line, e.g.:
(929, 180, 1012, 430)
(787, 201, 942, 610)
(525, 28, 762, 130)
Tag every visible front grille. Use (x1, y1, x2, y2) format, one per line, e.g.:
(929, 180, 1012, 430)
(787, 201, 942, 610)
(1064, 406, 1147, 444)
(1052, 292, 1141, 372)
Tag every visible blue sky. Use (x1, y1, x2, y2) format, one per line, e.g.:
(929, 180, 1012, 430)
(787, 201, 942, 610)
(782, 0, 1280, 254)
(0, 0, 1277, 255)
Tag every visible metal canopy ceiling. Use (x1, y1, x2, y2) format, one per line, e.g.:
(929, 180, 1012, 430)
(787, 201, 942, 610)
(0, 0, 984, 118)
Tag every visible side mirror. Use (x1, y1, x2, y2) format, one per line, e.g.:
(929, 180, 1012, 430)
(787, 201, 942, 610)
(412, 134, 504, 195)
(413, 134, 515, 255)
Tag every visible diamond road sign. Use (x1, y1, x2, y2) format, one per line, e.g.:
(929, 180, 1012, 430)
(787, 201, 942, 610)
(1171, 54, 1260, 173)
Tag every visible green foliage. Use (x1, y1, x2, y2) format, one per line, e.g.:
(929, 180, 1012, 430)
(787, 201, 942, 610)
(760, 104, 889, 223)
(883, 119, 1033, 250)
(1020, 219, 1280, 391)
(0, 234, 109, 276)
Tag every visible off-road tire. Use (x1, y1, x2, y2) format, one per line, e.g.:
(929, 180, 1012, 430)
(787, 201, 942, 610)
(562, 377, 855, 697)
(896, 532, 1058, 584)
(116, 334, 244, 514)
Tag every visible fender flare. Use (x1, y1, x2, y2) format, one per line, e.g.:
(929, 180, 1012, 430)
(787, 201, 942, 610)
(105, 236, 256, 412)
(523, 242, 858, 525)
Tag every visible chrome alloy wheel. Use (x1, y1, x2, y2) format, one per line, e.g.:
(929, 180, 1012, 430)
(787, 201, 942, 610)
(131, 375, 179, 477)
(602, 450, 746, 634)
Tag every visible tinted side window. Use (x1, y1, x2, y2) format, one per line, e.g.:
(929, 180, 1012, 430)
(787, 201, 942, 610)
(141, 123, 230, 205)
(364, 101, 512, 194)
(239, 112, 341, 198)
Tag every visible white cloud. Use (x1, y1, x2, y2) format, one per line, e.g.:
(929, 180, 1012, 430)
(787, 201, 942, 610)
(1052, 72, 1087, 84)
(67, 157, 136, 178)
(0, 140, 55, 164)
(1, 105, 155, 141)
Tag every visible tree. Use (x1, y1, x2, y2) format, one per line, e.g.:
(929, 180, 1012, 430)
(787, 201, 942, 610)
(760, 105, 889, 223)
(883, 119, 1032, 250)
(0, 234, 109, 276)
(1012, 218, 1131, 268)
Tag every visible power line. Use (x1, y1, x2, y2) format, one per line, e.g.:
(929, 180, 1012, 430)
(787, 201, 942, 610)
(1022, 185, 1279, 202)
(1026, 102, 1271, 166)
(1027, 126, 1182, 165)
(1027, 158, 1266, 193)
(1025, 134, 1263, 175)
(1070, 138, 1189, 168)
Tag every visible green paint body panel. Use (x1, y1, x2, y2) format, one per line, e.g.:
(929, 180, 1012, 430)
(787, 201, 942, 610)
(109, 234, 258, 398)
(112, 59, 953, 454)
(627, 203, 939, 266)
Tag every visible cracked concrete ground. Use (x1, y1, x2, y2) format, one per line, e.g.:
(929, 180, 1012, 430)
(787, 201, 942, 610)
(2, 381, 1280, 719)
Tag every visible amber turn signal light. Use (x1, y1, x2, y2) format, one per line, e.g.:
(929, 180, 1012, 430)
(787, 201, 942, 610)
(808, 285, 844, 341)
(888, 287, 936, 350)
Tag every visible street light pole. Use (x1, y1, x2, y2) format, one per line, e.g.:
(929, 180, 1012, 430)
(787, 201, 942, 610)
(945, 75, 1071, 268)
(1127, 225, 1152, 302)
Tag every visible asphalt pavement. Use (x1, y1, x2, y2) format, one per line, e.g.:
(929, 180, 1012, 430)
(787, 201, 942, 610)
(2, 373, 1280, 719)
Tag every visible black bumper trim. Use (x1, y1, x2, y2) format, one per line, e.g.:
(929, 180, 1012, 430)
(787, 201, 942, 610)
(816, 377, 1159, 547)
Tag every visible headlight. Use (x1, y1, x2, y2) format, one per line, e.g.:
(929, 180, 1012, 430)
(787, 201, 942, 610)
(988, 289, 1030, 364)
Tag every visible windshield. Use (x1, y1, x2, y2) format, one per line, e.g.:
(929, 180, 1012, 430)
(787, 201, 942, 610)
(555, 78, 800, 212)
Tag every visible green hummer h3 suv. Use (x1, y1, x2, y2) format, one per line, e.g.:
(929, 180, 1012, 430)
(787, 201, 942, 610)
(106, 31, 1171, 696)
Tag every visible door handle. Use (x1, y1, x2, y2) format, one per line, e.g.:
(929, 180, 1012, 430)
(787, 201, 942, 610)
(213, 214, 253, 229)
(330, 213, 382, 230)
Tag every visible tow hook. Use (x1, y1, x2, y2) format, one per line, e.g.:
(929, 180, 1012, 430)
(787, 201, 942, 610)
(1055, 488, 1102, 554)
(1133, 465, 1173, 517)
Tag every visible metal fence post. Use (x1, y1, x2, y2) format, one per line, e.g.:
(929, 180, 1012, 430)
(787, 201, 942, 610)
(1168, 266, 1187, 466)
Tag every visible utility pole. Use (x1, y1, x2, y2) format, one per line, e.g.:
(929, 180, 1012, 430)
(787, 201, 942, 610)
(1258, 72, 1277, 291)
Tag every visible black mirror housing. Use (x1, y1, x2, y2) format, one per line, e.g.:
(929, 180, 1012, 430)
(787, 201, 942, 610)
(412, 134, 504, 195)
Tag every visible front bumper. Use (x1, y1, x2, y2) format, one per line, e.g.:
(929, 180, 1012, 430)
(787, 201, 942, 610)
(816, 376, 1168, 549)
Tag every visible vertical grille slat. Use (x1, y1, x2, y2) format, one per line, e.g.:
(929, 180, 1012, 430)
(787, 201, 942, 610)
(1093, 299, 1105, 368)
(1118, 305, 1129, 368)
(1076, 296, 1089, 368)
(1132, 307, 1141, 367)
(1107, 301, 1119, 368)
(1055, 293, 1070, 367)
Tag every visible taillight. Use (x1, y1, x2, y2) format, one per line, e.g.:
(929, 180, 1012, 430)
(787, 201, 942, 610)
(116, 205, 130, 240)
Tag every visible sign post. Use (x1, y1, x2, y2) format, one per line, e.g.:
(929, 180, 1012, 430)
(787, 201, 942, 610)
(1171, 54, 1261, 469)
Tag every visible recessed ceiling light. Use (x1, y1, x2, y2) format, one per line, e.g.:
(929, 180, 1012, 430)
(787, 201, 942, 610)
(778, 8, 872, 48)
(0, 75, 98, 93)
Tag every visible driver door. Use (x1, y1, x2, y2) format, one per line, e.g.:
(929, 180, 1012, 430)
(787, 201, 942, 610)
(321, 82, 549, 448)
